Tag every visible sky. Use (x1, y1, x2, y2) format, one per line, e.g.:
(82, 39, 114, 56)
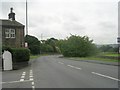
(0, 0, 119, 44)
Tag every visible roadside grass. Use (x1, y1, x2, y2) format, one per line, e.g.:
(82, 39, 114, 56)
(30, 55, 41, 60)
(100, 52, 118, 57)
(30, 54, 49, 60)
(78, 57, 118, 62)
(66, 52, 119, 63)
(68, 57, 119, 62)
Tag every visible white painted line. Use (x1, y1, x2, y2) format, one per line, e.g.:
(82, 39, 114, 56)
(21, 76, 25, 78)
(67, 65, 74, 68)
(23, 72, 26, 74)
(75, 67, 81, 70)
(20, 79, 24, 81)
(67, 65, 81, 70)
(92, 72, 120, 81)
(58, 62, 64, 64)
(29, 78, 33, 81)
(30, 76, 33, 78)
(22, 74, 26, 76)
(22, 72, 26, 75)
(1, 80, 33, 84)
(32, 86, 35, 88)
(31, 82, 34, 85)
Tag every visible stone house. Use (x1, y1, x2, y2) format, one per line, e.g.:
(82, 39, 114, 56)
(1, 8, 25, 48)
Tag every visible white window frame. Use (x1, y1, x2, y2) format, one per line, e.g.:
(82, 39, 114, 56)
(5, 28, 15, 38)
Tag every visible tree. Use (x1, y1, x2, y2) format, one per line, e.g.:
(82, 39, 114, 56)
(58, 35, 98, 57)
(45, 38, 58, 53)
(24, 35, 40, 55)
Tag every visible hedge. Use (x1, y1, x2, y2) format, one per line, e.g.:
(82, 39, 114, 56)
(12, 48, 30, 63)
(2, 46, 30, 63)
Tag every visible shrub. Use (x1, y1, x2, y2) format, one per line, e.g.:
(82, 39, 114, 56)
(2, 46, 12, 54)
(2, 47, 30, 63)
(59, 35, 98, 57)
(12, 48, 30, 63)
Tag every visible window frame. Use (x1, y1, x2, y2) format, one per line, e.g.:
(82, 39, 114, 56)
(5, 28, 16, 38)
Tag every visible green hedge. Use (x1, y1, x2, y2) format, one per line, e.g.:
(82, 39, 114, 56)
(12, 48, 30, 63)
(2, 46, 30, 63)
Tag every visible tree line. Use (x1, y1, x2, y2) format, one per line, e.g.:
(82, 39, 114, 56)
(25, 35, 118, 57)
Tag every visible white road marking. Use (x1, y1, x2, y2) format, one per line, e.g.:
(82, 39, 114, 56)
(67, 65, 74, 68)
(92, 72, 120, 81)
(29, 70, 35, 89)
(29, 78, 33, 81)
(20, 79, 24, 81)
(75, 67, 81, 70)
(58, 62, 64, 64)
(23, 72, 26, 74)
(67, 65, 82, 70)
(30, 76, 33, 78)
(21, 76, 25, 78)
(20, 71, 26, 81)
(32, 86, 35, 88)
(22, 72, 26, 76)
(31, 82, 34, 85)
(1, 80, 33, 84)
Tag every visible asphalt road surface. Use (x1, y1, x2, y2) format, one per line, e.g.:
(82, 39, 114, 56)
(2, 55, 119, 89)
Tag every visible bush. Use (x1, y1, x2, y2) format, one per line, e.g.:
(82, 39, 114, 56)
(12, 48, 30, 63)
(2, 47, 30, 63)
(59, 35, 98, 57)
(2, 46, 12, 54)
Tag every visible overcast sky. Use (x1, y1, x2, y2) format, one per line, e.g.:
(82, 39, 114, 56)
(0, 0, 119, 44)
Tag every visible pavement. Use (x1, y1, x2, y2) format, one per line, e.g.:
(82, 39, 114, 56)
(1, 55, 120, 89)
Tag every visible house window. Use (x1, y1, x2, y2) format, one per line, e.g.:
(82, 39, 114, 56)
(5, 29, 15, 38)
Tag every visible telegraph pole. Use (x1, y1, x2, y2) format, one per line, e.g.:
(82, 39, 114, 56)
(26, 0, 28, 35)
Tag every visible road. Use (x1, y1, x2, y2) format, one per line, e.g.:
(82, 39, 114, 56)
(2, 55, 119, 89)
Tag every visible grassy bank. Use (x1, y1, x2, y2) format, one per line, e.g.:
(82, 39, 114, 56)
(67, 52, 119, 63)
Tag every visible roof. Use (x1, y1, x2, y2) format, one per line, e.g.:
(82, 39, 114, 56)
(0, 19, 24, 27)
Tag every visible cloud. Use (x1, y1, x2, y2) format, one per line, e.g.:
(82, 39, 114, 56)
(0, 0, 118, 44)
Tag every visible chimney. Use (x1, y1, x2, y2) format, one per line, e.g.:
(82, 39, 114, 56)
(8, 7, 15, 20)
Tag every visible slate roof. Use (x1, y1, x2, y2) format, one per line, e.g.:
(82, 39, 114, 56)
(0, 19, 24, 27)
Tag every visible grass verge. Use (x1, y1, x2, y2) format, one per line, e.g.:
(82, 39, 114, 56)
(77, 57, 119, 62)
(67, 57, 120, 62)
(30, 55, 41, 60)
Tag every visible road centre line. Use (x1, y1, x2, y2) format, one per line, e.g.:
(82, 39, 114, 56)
(92, 72, 120, 81)
(67, 65, 82, 70)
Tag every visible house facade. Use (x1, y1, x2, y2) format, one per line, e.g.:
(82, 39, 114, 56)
(1, 8, 25, 48)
